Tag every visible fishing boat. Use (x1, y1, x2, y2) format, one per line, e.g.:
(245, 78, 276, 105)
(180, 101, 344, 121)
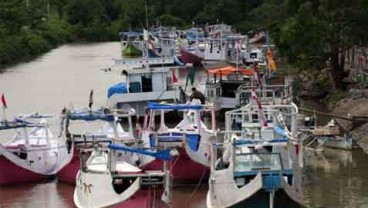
(146, 26, 178, 58)
(120, 32, 144, 58)
(140, 101, 217, 182)
(179, 46, 204, 65)
(73, 142, 172, 208)
(106, 65, 186, 116)
(303, 118, 354, 150)
(0, 115, 72, 186)
(57, 107, 136, 185)
(206, 89, 304, 208)
(178, 27, 206, 65)
(205, 65, 255, 109)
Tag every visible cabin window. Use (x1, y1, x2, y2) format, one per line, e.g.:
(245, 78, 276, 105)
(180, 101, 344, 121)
(250, 53, 257, 59)
(234, 153, 283, 173)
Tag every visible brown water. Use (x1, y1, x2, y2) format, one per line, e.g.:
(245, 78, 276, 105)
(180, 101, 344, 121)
(1, 42, 368, 208)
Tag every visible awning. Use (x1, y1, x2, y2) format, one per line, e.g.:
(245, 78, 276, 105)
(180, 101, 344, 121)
(207, 65, 255, 76)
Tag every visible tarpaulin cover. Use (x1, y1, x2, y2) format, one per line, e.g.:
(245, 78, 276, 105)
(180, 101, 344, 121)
(207, 65, 255, 76)
(108, 82, 128, 98)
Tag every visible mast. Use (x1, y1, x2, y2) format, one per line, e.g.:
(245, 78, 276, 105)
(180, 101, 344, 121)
(145, 0, 149, 30)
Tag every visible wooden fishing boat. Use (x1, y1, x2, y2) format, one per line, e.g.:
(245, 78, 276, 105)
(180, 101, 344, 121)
(207, 89, 304, 208)
(0, 115, 72, 186)
(57, 107, 136, 184)
(140, 101, 217, 182)
(303, 118, 354, 150)
(73, 143, 172, 208)
(106, 66, 186, 116)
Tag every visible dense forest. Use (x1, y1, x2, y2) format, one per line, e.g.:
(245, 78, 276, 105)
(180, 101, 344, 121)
(1, 0, 368, 90)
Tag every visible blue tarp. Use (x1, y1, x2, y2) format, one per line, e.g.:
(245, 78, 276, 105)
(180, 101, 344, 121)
(0, 120, 41, 130)
(108, 144, 172, 161)
(186, 134, 201, 152)
(108, 82, 128, 98)
(68, 109, 114, 122)
(147, 102, 202, 110)
(273, 125, 287, 137)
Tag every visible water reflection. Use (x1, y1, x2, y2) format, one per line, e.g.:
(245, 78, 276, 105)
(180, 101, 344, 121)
(303, 149, 368, 208)
(0, 180, 72, 208)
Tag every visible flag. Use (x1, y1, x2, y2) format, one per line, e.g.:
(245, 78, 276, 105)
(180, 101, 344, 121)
(251, 90, 268, 127)
(88, 90, 93, 109)
(1, 93, 7, 109)
(172, 70, 178, 83)
(189, 67, 195, 85)
(267, 48, 277, 71)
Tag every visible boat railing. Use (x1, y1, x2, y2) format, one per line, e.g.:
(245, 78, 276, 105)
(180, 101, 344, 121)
(236, 83, 293, 106)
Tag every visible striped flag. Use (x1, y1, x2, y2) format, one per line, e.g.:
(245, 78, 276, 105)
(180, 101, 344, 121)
(1, 93, 7, 109)
(251, 90, 268, 127)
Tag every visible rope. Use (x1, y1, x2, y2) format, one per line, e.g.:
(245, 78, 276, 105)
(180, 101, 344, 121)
(169, 147, 184, 172)
(151, 186, 156, 208)
(185, 165, 207, 203)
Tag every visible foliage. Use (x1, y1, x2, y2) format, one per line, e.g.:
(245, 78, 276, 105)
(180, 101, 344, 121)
(1, 0, 368, 87)
(327, 91, 348, 106)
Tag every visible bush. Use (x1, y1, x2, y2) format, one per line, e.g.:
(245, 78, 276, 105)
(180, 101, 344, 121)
(21, 31, 51, 55)
(0, 36, 29, 65)
(40, 19, 75, 46)
(327, 91, 347, 106)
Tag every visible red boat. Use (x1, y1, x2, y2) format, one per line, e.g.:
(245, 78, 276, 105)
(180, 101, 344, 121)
(57, 149, 80, 185)
(142, 148, 209, 182)
(179, 47, 203, 65)
(0, 118, 73, 186)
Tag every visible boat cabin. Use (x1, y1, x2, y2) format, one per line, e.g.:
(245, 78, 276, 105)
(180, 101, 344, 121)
(122, 67, 174, 94)
(244, 47, 265, 65)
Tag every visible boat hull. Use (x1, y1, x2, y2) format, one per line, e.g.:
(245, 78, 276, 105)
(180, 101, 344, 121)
(57, 149, 80, 185)
(142, 148, 209, 182)
(318, 137, 353, 150)
(113, 188, 169, 208)
(0, 155, 47, 186)
(179, 48, 203, 65)
(231, 190, 304, 208)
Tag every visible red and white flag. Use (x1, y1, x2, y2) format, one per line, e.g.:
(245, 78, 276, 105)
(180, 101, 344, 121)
(172, 70, 178, 83)
(1, 93, 7, 109)
(251, 90, 268, 127)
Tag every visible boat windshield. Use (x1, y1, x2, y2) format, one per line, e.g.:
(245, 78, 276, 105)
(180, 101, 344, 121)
(234, 153, 282, 173)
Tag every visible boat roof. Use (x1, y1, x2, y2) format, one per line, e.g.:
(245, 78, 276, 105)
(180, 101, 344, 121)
(0, 120, 42, 130)
(119, 31, 143, 37)
(207, 65, 255, 76)
(67, 109, 115, 122)
(123, 66, 174, 75)
(147, 102, 203, 110)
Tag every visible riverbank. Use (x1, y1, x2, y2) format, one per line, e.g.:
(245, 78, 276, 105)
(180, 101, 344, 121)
(0, 20, 124, 72)
(0, 19, 74, 71)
